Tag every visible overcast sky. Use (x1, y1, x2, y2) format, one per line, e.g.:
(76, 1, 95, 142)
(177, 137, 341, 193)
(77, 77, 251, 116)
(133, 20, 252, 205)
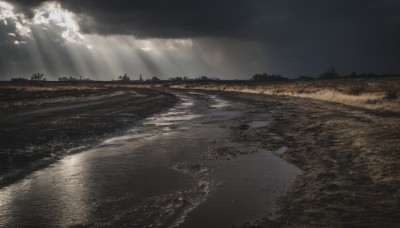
(1, 0, 400, 80)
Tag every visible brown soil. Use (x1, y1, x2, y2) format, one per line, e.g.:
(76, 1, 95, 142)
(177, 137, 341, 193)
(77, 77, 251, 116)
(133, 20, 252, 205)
(203, 147, 248, 160)
(2, 82, 399, 226)
(0, 85, 178, 188)
(211, 91, 400, 227)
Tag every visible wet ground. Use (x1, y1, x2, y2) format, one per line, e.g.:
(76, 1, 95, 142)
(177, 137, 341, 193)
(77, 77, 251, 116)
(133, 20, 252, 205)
(215, 91, 400, 227)
(0, 88, 177, 187)
(0, 91, 299, 227)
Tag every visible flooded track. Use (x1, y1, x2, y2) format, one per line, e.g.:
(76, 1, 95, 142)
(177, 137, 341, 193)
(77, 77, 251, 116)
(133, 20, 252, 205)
(0, 91, 299, 227)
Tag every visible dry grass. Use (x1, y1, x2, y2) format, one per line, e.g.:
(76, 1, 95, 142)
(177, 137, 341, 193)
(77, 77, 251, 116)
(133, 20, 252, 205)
(223, 91, 400, 227)
(0, 82, 131, 109)
(2, 79, 399, 112)
(169, 79, 400, 112)
(0, 82, 105, 92)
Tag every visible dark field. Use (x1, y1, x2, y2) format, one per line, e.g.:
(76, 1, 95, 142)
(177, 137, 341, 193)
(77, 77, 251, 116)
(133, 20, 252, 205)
(0, 84, 178, 187)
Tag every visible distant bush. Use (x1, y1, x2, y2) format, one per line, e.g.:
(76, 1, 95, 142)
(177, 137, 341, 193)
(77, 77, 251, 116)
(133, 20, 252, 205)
(252, 73, 288, 82)
(385, 89, 398, 100)
(343, 72, 400, 79)
(297, 75, 315, 81)
(146, 76, 160, 82)
(169, 77, 183, 82)
(194, 76, 220, 81)
(10, 77, 28, 82)
(30, 73, 46, 81)
(319, 66, 339, 79)
(348, 85, 365, 96)
(59, 76, 92, 82)
(59, 76, 78, 81)
(118, 73, 131, 81)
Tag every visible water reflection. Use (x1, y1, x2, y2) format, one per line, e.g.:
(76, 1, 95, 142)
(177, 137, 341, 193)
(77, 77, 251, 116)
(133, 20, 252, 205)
(0, 92, 211, 226)
(0, 153, 90, 227)
(0, 91, 299, 227)
(247, 120, 271, 129)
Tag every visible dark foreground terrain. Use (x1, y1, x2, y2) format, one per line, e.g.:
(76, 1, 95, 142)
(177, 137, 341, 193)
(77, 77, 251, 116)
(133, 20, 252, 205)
(0, 85, 178, 187)
(0, 87, 299, 227)
(0, 83, 399, 227)
(212, 91, 400, 227)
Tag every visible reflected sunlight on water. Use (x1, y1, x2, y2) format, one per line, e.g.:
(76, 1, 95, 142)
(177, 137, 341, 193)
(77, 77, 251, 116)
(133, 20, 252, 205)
(0, 91, 299, 227)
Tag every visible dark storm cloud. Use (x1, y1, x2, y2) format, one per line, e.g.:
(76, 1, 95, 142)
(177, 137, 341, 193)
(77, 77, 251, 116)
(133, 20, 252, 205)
(2, 0, 400, 78)
(7, 0, 400, 40)
(7, 0, 257, 38)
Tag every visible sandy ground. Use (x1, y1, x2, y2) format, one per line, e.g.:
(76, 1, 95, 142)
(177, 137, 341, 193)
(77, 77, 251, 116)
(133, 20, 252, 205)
(206, 91, 400, 227)
(0, 86, 178, 187)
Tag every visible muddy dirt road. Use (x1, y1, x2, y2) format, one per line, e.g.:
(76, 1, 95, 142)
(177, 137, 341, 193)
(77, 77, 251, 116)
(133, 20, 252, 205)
(0, 88, 178, 188)
(3, 87, 397, 227)
(0, 91, 299, 227)
(214, 91, 400, 227)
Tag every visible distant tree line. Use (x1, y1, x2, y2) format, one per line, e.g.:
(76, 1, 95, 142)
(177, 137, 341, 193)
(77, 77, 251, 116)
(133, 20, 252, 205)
(194, 76, 220, 81)
(252, 65, 400, 81)
(168, 75, 220, 82)
(341, 72, 400, 79)
(145, 76, 161, 82)
(252, 73, 289, 82)
(58, 75, 93, 81)
(113, 73, 146, 82)
(10, 73, 46, 82)
(10, 77, 29, 82)
(8, 68, 400, 83)
(317, 65, 400, 79)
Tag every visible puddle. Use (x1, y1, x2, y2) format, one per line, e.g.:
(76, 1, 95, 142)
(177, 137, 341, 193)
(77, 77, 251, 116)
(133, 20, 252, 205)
(247, 121, 271, 129)
(274, 146, 289, 155)
(0, 91, 299, 228)
(180, 150, 299, 227)
(209, 99, 231, 108)
(144, 114, 203, 126)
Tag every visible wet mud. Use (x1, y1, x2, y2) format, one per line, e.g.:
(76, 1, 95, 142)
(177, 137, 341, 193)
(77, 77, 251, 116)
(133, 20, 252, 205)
(0, 90, 299, 227)
(0, 87, 178, 187)
(210, 90, 400, 227)
(2, 86, 395, 227)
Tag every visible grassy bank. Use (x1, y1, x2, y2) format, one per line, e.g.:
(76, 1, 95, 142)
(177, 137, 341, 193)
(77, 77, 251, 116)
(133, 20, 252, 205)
(2, 78, 399, 112)
(168, 78, 400, 112)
